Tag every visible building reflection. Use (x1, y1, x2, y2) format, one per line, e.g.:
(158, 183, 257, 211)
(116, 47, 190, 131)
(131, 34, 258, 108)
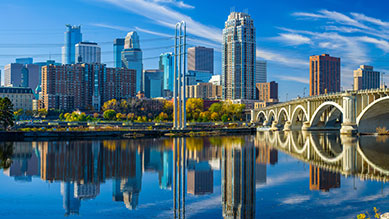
(309, 165, 340, 192)
(222, 136, 256, 219)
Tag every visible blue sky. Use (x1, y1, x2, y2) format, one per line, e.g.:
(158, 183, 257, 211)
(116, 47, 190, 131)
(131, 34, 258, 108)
(1, 0, 389, 99)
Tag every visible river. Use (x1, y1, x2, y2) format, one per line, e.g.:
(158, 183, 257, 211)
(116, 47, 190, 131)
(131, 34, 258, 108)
(0, 132, 388, 218)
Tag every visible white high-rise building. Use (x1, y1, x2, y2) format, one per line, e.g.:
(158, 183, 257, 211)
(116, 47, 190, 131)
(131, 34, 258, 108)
(75, 42, 101, 64)
(256, 60, 267, 84)
(222, 12, 256, 100)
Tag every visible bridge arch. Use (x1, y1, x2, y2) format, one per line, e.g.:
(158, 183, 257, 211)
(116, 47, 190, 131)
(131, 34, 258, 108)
(268, 110, 277, 123)
(310, 102, 344, 128)
(357, 96, 389, 133)
(277, 108, 290, 122)
(290, 105, 308, 129)
(309, 134, 344, 163)
(255, 111, 268, 124)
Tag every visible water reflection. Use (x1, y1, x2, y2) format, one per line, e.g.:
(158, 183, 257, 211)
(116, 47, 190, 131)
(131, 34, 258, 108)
(0, 132, 389, 217)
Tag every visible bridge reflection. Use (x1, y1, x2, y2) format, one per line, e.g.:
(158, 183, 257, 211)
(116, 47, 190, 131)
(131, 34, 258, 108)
(256, 131, 389, 182)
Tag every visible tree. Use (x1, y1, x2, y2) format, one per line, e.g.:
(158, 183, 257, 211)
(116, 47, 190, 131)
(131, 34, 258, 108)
(102, 99, 119, 112)
(103, 110, 116, 120)
(221, 114, 229, 122)
(37, 109, 48, 118)
(127, 113, 135, 121)
(0, 142, 13, 169)
(13, 109, 24, 121)
(186, 98, 204, 121)
(0, 98, 14, 130)
(93, 113, 99, 119)
(59, 113, 64, 120)
(210, 112, 219, 121)
(116, 113, 125, 121)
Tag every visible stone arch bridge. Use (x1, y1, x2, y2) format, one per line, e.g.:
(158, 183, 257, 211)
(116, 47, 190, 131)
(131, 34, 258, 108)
(251, 89, 389, 134)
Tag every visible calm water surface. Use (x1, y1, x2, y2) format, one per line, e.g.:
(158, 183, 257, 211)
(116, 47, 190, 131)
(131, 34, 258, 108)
(0, 132, 389, 218)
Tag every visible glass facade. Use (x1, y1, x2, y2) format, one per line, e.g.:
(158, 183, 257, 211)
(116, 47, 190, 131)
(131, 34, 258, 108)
(62, 25, 82, 64)
(122, 32, 143, 93)
(159, 53, 174, 91)
(114, 38, 125, 68)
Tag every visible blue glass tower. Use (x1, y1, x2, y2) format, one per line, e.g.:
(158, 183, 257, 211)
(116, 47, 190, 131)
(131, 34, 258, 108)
(62, 25, 82, 64)
(113, 38, 125, 68)
(159, 52, 174, 91)
(122, 31, 143, 92)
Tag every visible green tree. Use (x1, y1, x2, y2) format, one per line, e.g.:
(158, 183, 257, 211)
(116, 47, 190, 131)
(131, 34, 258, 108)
(103, 110, 116, 120)
(0, 98, 14, 130)
(221, 114, 229, 122)
(102, 99, 119, 112)
(38, 109, 48, 118)
(186, 98, 204, 121)
(13, 109, 24, 121)
(59, 113, 64, 120)
(0, 142, 13, 169)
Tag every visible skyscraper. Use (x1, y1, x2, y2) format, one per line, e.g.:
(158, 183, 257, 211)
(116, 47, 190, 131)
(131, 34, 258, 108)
(62, 24, 82, 64)
(188, 46, 214, 74)
(256, 60, 267, 84)
(4, 63, 40, 91)
(122, 31, 143, 93)
(75, 42, 101, 64)
(16, 57, 33, 65)
(353, 65, 380, 90)
(159, 52, 174, 92)
(143, 69, 163, 98)
(114, 38, 125, 68)
(309, 54, 341, 96)
(256, 81, 278, 102)
(222, 12, 256, 100)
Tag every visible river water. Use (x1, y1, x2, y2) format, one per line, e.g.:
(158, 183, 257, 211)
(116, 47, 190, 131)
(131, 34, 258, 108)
(0, 132, 388, 218)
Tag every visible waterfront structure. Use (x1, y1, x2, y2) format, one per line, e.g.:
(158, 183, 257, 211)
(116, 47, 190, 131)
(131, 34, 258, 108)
(209, 75, 221, 86)
(62, 25, 82, 64)
(353, 65, 380, 90)
(143, 69, 163, 98)
(222, 12, 256, 100)
(122, 31, 143, 93)
(188, 46, 214, 74)
(256, 60, 267, 84)
(251, 89, 389, 134)
(173, 22, 187, 130)
(41, 63, 136, 111)
(309, 54, 341, 96)
(186, 82, 222, 99)
(4, 63, 40, 92)
(114, 38, 125, 68)
(256, 81, 278, 102)
(16, 58, 33, 65)
(159, 52, 174, 92)
(75, 42, 101, 64)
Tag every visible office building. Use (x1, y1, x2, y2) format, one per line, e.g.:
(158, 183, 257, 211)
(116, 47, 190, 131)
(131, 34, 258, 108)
(75, 42, 101, 64)
(209, 75, 221, 85)
(159, 52, 174, 92)
(16, 58, 33, 65)
(309, 54, 341, 96)
(122, 31, 143, 93)
(353, 65, 380, 90)
(186, 70, 213, 86)
(186, 82, 222, 99)
(187, 161, 213, 195)
(188, 46, 214, 74)
(114, 38, 125, 68)
(4, 63, 40, 92)
(222, 141, 256, 218)
(256, 81, 278, 102)
(0, 87, 34, 111)
(34, 60, 61, 99)
(61, 182, 81, 216)
(310, 165, 340, 192)
(41, 63, 136, 111)
(256, 60, 267, 84)
(62, 24, 82, 64)
(144, 69, 163, 98)
(222, 12, 256, 100)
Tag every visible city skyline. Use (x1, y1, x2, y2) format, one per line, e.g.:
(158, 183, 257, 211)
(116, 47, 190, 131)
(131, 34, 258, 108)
(1, 0, 389, 99)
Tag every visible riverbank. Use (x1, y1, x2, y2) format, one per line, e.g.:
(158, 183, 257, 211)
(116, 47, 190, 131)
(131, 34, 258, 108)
(0, 127, 256, 141)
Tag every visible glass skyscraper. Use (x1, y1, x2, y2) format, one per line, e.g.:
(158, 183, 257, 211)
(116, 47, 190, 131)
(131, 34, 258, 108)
(113, 38, 125, 68)
(159, 52, 174, 91)
(222, 12, 256, 100)
(62, 24, 82, 64)
(122, 31, 143, 93)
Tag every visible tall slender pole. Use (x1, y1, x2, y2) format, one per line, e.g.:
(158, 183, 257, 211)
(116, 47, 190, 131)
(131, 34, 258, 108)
(173, 138, 177, 217)
(178, 24, 183, 129)
(182, 22, 187, 129)
(173, 24, 179, 129)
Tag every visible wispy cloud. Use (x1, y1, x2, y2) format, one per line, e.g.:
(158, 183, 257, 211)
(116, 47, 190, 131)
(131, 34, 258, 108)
(257, 48, 308, 68)
(91, 23, 131, 31)
(152, 0, 194, 9)
(274, 75, 309, 84)
(280, 195, 311, 205)
(273, 33, 312, 46)
(135, 26, 173, 37)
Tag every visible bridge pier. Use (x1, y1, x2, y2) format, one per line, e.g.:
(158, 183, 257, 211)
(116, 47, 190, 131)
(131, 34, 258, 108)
(283, 121, 291, 131)
(301, 121, 311, 131)
(270, 121, 280, 131)
(340, 95, 358, 135)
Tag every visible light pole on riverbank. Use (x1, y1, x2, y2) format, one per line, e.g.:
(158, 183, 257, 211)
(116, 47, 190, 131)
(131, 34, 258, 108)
(173, 21, 187, 130)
